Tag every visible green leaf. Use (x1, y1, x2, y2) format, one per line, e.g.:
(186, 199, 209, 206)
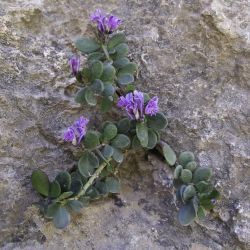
(84, 130, 100, 149)
(45, 202, 60, 218)
(126, 84, 136, 92)
(91, 60, 103, 80)
(85, 186, 100, 199)
(161, 142, 176, 166)
(75, 88, 86, 104)
(84, 87, 97, 106)
(195, 181, 213, 193)
(114, 43, 129, 57)
(101, 64, 116, 82)
(197, 206, 206, 220)
(118, 63, 138, 75)
(75, 37, 100, 53)
(103, 84, 115, 97)
(111, 134, 130, 149)
(70, 179, 82, 195)
(103, 123, 118, 141)
(131, 135, 141, 149)
(147, 112, 168, 130)
(107, 33, 125, 49)
(88, 52, 104, 62)
(181, 169, 193, 183)
(100, 96, 113, 113)
(193, 167, 212, 183)
(179, 151, 195, 167)
(49, 180, 61, 198)
(146, 129, 158, 149)
(95, 181, 108, 195)
(78, 151, 99, 177)
(174, 165, 183, 179)
(182, 185, 196, 202)
(57, 191, 74, 200)
(136, 122, 148, 147)
(53, 206, 70, 229)
(55, 171, 71, 192)
(117, 73, 134, 85)
(143, 93, 150, 103)
(105, 177, 120, 193)
(185, 161, 197, 172)
(117, 118, 130, 134)
(113, 57, 130, 69)
(31, 170, 50, 196)
(178, 202, 196, 226)
(112, 147, 124, 163)
(102, 145, 114, 158)
(90, 79, 104, 94)
(82, 68, 91, 81)
(67, 200, 84, 213)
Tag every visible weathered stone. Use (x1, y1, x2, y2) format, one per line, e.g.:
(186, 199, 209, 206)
(0, 0, 249, 249)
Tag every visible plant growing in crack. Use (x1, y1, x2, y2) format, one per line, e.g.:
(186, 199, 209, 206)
(31, 9, 219, 229)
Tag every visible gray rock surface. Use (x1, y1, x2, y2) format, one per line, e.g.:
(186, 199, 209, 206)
(0, 0, 249, 249)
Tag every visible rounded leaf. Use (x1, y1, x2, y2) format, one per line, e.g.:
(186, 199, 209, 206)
(111, 134, 130, 149)
(91, 60, 103, 79)
(193, 167, 212, 183)
(70, 179, 83, 195)
(178, 202, 196, 226)
(117, 73, 134, 85)
(117, 118, 130, 134)
(136, 122, 148, 147)
(53, 206, 71, 229)
(174, 165, 183, 179)
(185, 161, 197, 172)
(183, 185, 196, 202)
(67, 200, 84, 213)
(84, 87, 97, 106)
(195, 181, 213, 193)
(46, 202, 60, 219)
(31, 170, 50, 196)
(118, 63, 138, 75)
(113, 57, 130, 69)
(146, 129, 158, 149)
(107, 33, 125, 49)
(131, 135, 141, 150)
(58, 191, 74, 200)
(75, 37, 100, 53)
(105, 177, 120, 193)
(55, 171, 71, 192)
(181, 169, 193, 183)
(78, 151, 99, 177)
(90, 79, 104, 94)
(179, 151, 195, 167)
(84, 130, 100, 149)
(114, 43, 129, 57)
(102, 145, 114, 159)
(88, 52, 104, 62)
(103, 84, 115, 97)
(162, 142, 176, 166)
(49, 180, 61, 198)
(101, 64, 116, 82)
(103, 123, 118, 141)
(112, 147, 124, 163)
(147, 112, 168, 130)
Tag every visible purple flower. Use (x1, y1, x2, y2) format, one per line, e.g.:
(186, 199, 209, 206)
(64, 116, 89, 145)
(90, 9, 122, 34)
(145, 96, 159, 116)
(69, 56, 80, 76)
(117, 91, 159, 120)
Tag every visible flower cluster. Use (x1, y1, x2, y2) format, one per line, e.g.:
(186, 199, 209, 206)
(69, 56, 80, 76)
(64, 116, 89, 145)
(90, 9, 122, 34)
(117, 90, 159, 120)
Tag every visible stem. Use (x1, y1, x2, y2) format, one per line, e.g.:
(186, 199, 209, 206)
(70, 159, 111, 200)
(102, 44, 110, 61)
(95, 149, 111, 167)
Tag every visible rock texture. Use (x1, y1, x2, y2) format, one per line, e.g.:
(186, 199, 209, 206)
(0, 0, 249, 249)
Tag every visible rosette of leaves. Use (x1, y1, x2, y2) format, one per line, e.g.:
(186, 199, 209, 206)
(74, 33, 138, 112)
(174, 151, 220, 226)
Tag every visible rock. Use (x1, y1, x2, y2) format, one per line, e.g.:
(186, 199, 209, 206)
(0, 0, 249, 249)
